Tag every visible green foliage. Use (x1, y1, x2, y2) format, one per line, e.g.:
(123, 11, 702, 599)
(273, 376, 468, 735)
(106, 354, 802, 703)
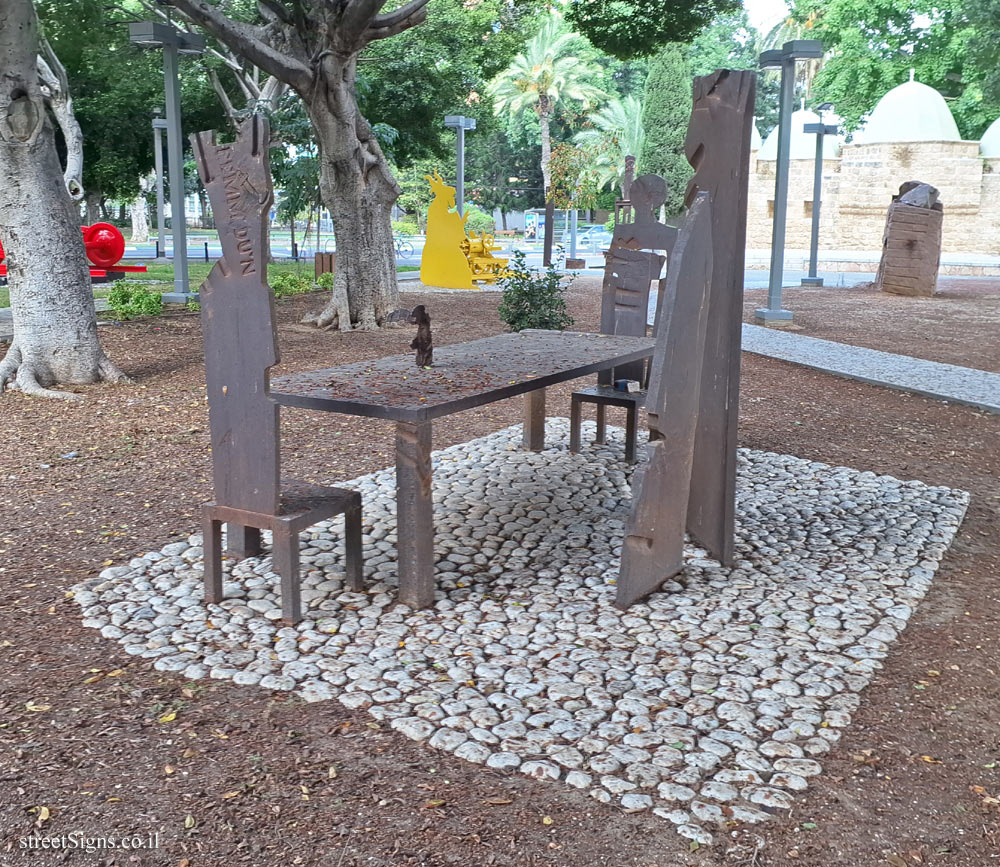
(392, 217, 419, 235)
(358, 0, 545, 166)
(463, 205, 495, 234)
(640, 45, 692, 215)
(315, 271, 335, 291)
(270, 273, 314, 298)
(107, 281, 163, 320)
(186, 299, 202, 313)
(969, 0, 1000, 105)
(548, 143, 604, 209)
(573, 95, 645, 193)
(497, 252, 573, 332)
(795, 0, 1000, 138)
(565, 0, 739, 61)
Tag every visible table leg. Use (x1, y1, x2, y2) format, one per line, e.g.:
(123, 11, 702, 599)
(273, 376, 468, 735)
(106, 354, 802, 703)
(395, 420, 435, 609)
(523, 388, 546, 451)
(226, 524, 261, 559)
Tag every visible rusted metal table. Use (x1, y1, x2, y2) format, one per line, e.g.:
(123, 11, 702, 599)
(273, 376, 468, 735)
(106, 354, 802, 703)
(270, 330, 655, 608)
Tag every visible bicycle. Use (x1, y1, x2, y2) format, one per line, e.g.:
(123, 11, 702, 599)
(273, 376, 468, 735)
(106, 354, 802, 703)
(394, 234, 415, 257)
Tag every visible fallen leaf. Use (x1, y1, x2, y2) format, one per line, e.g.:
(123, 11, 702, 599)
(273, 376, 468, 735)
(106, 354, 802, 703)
(36, 805, 51, 825)
(183, 814, 196, 829)
(484, 797, 512, 805)
(222, 791, 240, 800)
(918, 755, 942, 764)
(25, 701, 52, 713)
(886, 854, 908, 867)
(164, 765, 175, 775)
(423, 799, 446, 808)
(542, 815, 554, 825)
(328, 766, 337, 779)
(158, 709, 177, 723)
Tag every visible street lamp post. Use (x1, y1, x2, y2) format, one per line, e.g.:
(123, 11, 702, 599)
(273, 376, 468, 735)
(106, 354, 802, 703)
(152, 109, 168, 262)
(755, 39, 823, 326)
(129, 21, 204, 303)
(443, 115, 476, 216)
(801, 120, 838, 286)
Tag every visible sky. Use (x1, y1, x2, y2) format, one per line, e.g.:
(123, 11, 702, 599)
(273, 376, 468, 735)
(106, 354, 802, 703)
(744, 0, 790, 33)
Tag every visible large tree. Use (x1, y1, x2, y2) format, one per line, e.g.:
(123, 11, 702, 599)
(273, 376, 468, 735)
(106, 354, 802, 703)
(565, 0, 739, 61)
(640, 44, 691, 215)
(573, 95, 645, 193)
(161, 0, 436, 331)
(487, 13, 604, 197)
(0, 0, 125, 398)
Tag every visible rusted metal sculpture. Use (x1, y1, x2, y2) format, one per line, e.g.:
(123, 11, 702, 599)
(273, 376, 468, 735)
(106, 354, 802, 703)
(192, 115, 363, 625)
(617, 193, 714, 608)
(409, 304, 433, 367)
(683, 69, 756, 567)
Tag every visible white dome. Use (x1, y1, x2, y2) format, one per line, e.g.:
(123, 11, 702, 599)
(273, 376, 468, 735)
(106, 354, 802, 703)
(751, 121, 762, 151)
(759, 109, 841, 160)
(860, 80, 960, 143)
(981, 116, 1000, 157)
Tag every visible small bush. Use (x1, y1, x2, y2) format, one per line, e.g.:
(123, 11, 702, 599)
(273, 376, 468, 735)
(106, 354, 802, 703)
(315, 271, 334, 290)
(392, 216, 419, 235)
(497, 251, 573, 333)
(464, 205, 495, 235)
(108, 280, 163, 320)
(270, 273, 314, 298)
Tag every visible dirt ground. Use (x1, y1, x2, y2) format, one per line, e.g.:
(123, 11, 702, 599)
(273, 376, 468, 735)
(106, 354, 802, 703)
(1, 278, 998, 867)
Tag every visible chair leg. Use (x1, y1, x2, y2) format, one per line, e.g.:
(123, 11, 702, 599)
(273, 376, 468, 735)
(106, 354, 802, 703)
(272, 522, 302, 626)
(595, 403, 607, 444)
(569, 396, 582, 453)
(344, 501, 364, 592)
(227, 523, 262, 558)
(203, 512, 224, 605)
(625, 404, 638, 464)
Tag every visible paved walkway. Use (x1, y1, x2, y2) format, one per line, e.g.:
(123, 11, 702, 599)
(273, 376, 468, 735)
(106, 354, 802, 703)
(742, 323, 1000, 415)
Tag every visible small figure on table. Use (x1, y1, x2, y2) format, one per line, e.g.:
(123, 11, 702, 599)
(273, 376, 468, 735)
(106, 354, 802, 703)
(409, 304, 433, 367)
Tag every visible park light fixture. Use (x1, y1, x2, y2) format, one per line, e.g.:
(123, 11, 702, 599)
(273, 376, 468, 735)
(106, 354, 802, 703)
(801, 120, 839, 287)
(129, 20, 205, 302)
(756, 39, 824, 326)
(443, 115, 476, 216)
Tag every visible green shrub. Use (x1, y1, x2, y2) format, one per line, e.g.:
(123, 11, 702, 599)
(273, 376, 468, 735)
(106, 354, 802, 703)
(315, 271, 334, 290)
(270, 273, 314, 298)
(497, 251, 573, 333)
(604, 213, 615, 232)
(464, 205, 495, 235)
(107, 280, 163, 320)
(392, 216, 419, 235)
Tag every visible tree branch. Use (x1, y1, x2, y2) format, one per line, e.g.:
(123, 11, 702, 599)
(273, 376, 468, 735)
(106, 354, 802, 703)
(257, 0, 293, 26)
(369, 0, 430, 32)
(365, 3, 428, 42)
(340, 0, 390, 43)
(208, 69, 241, 132)
(164, 0, 313, 92)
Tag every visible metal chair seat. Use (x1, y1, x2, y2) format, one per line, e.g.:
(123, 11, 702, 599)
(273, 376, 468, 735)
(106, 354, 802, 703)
(569, 385, 647, 464)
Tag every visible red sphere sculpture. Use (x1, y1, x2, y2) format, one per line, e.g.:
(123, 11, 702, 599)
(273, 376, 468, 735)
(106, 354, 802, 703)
(0, 223, 125, 269)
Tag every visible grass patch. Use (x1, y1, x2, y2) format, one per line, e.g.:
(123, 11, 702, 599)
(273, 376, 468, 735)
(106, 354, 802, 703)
(0, 287, 8, 309)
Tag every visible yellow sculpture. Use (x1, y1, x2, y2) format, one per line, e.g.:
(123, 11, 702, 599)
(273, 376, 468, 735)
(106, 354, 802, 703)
(420, 170, 507, 289)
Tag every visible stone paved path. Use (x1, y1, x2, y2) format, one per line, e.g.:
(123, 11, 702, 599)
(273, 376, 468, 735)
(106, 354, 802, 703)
(742, 323, 1000, 415)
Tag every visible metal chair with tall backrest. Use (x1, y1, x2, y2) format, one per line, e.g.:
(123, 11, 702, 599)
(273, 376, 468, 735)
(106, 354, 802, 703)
(568, 173, 677, 463)
(192, 115, 364, 626)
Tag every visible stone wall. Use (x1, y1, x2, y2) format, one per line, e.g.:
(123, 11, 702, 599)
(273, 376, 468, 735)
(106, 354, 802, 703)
(747, 141, 1000, 256)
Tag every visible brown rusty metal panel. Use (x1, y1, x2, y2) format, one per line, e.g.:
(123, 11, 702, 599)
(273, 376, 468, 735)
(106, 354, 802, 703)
(683, 69, 756, 567)
(395, 420, 435, 609)
(598, 248, 665, 385)
(191, 115, 280, 515)
(523, 388, 546, 450)
(617, 193, 714, 609)
(270, 331, 655, 422)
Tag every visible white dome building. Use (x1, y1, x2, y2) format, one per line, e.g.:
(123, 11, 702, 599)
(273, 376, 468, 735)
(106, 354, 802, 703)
(981, 116, 1000, 157)
(744, 75, 1000, 257)
(855, 78, 961, 144)
(758, 108, 841, 160)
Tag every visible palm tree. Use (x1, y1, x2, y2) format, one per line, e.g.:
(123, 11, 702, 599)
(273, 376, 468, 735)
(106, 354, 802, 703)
(763, 11, 826, 96)
(487, 13, 605, 196)
(573, 95, 645, 193)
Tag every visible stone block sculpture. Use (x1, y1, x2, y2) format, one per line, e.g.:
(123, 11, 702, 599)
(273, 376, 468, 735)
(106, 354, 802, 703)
(875, 180, 944, 297)
(192, 115, 363, 625)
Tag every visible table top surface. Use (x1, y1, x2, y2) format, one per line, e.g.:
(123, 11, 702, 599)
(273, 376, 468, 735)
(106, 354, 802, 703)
(270, 330, 655, 422)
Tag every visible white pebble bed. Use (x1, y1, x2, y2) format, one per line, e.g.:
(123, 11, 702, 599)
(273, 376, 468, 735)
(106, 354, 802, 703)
(74, 419, 969, 846)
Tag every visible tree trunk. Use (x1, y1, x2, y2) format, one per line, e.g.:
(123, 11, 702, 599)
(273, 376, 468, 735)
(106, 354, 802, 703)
(198, 188, 211, 228)
(301, 57, 400, 330)
(538, 97, 553, 195)
(84, 190, 101, 225)
(0, 0, 124, 398)
(131, 195, 149, 243)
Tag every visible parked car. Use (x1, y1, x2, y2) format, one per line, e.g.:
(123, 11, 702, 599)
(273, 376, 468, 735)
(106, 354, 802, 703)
(576, 225, 614, 251)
